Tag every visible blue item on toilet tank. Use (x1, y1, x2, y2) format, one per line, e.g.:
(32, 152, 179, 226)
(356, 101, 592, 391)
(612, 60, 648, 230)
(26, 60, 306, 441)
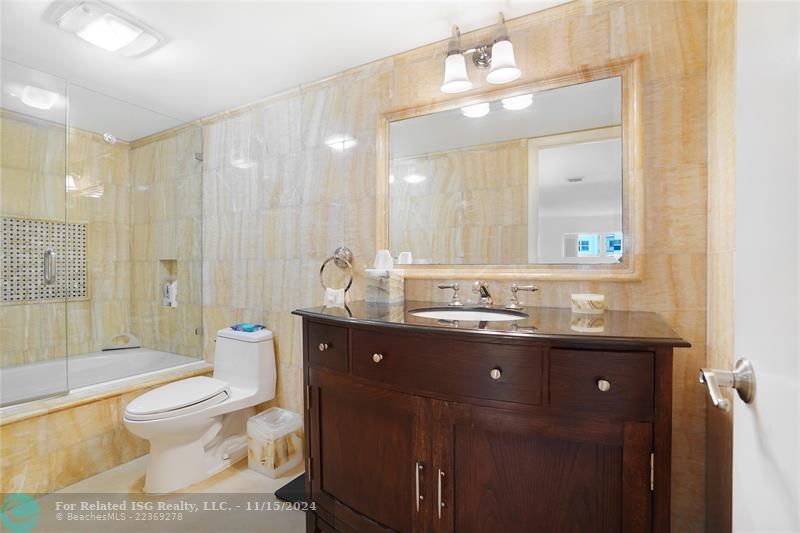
(231, 323, 266, 333)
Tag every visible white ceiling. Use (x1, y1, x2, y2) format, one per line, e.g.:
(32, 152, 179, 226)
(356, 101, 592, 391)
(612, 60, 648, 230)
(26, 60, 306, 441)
(1, 0, 570, 139)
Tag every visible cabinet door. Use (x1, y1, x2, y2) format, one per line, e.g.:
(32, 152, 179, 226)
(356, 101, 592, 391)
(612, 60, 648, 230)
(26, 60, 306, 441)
(308, 368, 431, 533)
(432, 402, 653, 533)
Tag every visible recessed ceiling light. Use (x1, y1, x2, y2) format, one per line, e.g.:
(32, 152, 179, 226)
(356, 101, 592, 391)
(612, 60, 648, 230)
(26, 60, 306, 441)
(53, 1, 164, 56)
(325, 135, 357, 151)
(77, 12, 142, 51)
(20, 85, 60, 110)
(403, 173, 428, 184)
(461, 103, 490, 118)
(501, 94, 533, 111)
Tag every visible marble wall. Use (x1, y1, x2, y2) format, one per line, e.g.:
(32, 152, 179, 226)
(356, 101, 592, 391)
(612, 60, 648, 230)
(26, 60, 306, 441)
(130, 127, 204, 357)
(198, 1, 709, 530)
(705, 0, 736, 530)
(389, 139, 528, 264)
(0, 111, 132, 366)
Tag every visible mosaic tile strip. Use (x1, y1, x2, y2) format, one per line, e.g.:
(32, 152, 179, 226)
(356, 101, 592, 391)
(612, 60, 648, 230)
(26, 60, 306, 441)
(1, 216, 87, 302)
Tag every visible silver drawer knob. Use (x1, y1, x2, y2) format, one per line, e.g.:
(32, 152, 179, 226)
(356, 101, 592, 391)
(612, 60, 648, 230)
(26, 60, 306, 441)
(372, 353, 384, 363)
(597, 379, 611, 392)
(490, 368, 502, 381)
(318, 343, 329, 352)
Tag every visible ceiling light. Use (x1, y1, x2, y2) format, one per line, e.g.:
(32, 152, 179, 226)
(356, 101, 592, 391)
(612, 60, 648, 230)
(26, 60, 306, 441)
(53, 1, 163, 56)
(20, 86, 60, 110)
(440, 26, 473, 94)
(501, 94, 533, 110)
(461, 103, 490, 118)
(325, 135, 357, 151)
(403, 174, 428, 184)
(77, 13, 142, 51)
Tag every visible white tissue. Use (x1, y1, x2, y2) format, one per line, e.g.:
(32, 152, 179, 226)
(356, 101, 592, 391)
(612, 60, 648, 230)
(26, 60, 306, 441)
(373, 249, 394, 270)
(397, 251, 413, 265)
(324, 288, 346, 308)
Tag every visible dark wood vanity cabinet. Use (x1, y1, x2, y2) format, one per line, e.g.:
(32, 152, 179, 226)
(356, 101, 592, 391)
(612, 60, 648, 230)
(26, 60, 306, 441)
(296, 312, 686, 533)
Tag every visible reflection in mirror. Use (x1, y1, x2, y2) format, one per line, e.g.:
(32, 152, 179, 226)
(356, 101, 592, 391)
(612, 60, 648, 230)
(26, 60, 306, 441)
(389, 76, 623, 265)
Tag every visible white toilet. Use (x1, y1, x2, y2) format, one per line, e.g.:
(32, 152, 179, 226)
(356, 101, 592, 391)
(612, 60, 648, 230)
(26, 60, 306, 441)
(123, 327, 276, 493)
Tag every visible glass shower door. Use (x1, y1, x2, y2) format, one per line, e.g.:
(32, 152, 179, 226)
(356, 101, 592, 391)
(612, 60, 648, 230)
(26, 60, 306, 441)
(0, 60, 69, 406)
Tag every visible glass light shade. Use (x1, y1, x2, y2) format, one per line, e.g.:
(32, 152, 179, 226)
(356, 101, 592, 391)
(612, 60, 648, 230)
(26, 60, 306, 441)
(20, 86, 59, 110)
(461, 102, 490, 118)
(486, 39, 521, 85)
(441, 54, 473, 94)
(76, 13, 143, 52)
(501, 93, 533, 110)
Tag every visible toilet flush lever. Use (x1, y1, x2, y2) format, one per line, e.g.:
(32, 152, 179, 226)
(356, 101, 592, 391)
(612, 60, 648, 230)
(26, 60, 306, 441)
(699, 358, 755, 411)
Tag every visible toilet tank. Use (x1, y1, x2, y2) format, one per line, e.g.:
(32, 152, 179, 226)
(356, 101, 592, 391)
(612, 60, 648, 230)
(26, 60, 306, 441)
(213, 328, 276, 400)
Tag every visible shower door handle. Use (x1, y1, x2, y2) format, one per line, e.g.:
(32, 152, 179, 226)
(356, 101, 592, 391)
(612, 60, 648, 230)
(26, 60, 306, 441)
(43, 249, 56, 285)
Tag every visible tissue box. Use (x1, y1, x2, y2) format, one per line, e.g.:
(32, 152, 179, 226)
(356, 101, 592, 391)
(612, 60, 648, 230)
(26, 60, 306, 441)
(365, 269, 404, 304)
(247, 408, 304, 479)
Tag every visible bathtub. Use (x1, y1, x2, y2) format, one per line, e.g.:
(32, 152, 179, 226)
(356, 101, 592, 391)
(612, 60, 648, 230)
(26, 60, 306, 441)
(0, 348, 203, 407)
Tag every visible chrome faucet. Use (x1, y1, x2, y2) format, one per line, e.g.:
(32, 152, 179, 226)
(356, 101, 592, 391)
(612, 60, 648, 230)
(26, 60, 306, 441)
(437, 283, 463, 306)
(472, 281, 493, 307)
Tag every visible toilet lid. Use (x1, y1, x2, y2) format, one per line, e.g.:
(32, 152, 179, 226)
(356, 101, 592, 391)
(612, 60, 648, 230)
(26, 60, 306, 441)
(124, 376, 230, 421)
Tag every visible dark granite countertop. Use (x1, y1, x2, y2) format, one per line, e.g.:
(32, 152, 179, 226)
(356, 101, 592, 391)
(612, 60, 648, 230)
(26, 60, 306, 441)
(292, 301, 690, 348)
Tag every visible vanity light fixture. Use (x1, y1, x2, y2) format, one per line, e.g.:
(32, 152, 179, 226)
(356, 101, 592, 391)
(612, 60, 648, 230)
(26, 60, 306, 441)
(461, 102, 490, 118)
(324, 134, 357, 151)
(439, 12, 522, 94)
(20, 85, 60, 110)
(52, 1, 164, 56)
(501, 93, 533, 111)
(440, 26, 473, 94)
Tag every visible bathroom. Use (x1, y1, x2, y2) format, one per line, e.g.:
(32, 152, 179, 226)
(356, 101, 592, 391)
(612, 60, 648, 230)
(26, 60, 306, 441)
(0, 1, 798, 532)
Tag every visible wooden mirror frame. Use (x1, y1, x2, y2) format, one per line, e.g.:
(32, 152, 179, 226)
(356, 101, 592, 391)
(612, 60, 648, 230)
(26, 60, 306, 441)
(376, 57, 643, 281)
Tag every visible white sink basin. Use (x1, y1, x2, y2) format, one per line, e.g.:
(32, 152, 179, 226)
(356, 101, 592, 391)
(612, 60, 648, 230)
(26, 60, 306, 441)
(408, 307, 528, 322)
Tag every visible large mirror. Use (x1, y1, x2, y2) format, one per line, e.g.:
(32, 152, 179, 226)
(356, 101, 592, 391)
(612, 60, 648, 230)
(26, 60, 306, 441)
(387, 76, 627, 267)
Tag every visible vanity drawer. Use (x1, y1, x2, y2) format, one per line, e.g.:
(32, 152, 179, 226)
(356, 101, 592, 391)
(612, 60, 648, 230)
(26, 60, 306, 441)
(307, 321, 348, 372)
(549, 349, 654, 419)
(351, 329, 543, 405)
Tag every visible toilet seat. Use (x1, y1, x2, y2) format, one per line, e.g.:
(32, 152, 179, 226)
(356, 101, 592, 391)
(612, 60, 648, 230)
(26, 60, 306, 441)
(124, 376, 230, 421)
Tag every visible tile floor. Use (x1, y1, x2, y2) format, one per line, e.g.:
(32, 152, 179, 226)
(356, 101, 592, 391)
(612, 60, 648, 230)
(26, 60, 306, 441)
(50, 456, 307, 532)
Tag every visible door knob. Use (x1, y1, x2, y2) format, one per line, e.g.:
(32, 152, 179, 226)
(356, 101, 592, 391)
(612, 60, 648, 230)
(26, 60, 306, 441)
(489, 368, 502, 380)
(318, 343, 329, 352)
(372, 353, 384, 363)
(699, 358, 755, 411)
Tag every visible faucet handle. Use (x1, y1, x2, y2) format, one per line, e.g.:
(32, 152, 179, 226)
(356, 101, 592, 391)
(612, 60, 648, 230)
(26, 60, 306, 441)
(437, 282, 463, 307)
(506, 284, 538, 310)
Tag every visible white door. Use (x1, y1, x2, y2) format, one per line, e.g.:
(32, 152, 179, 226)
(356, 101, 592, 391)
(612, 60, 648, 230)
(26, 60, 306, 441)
(731, 1, 800, 531)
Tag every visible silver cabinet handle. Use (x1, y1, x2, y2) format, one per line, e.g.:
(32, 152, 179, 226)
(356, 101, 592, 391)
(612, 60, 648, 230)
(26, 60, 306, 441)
(415, 462, 423, 511)
(597, 379, 611, 392)
(437, 469, 445, 519)
(318, 343, 329, 352)
(43, 249, 56, 285)
(372, 353, 384, 363)
(489, 368, 502, 380)
(699, 358, 755, 411)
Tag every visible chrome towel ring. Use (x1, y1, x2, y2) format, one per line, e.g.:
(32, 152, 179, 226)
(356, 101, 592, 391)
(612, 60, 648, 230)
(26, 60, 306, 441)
(320, 246, 354, 292)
